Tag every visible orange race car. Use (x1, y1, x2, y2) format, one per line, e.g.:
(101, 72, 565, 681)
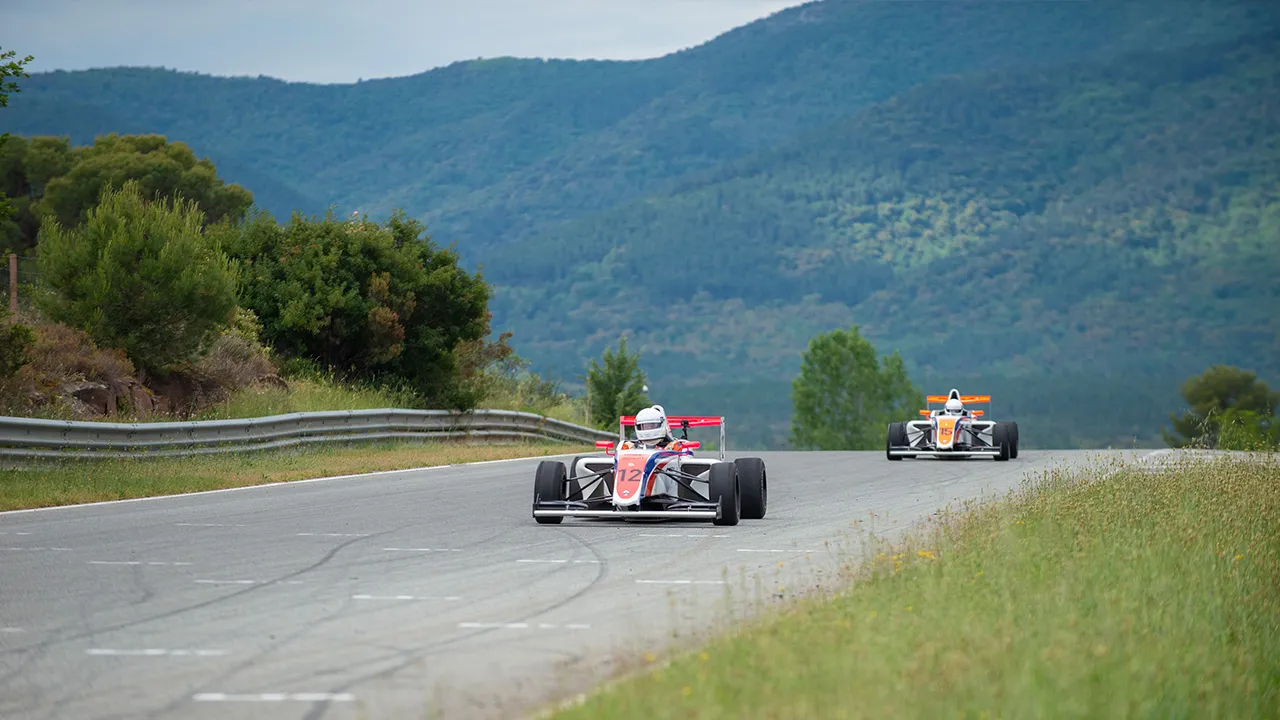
(885, 389, 1019, 460)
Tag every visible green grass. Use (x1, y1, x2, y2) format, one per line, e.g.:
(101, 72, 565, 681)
(192, 376, 423, 421)
(0, 441, 585, 510)
(551, 452, 1280, 719)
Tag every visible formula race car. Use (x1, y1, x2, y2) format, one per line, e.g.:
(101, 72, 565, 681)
(885, 389, 1019, 460)
(531, 415, 766, 526)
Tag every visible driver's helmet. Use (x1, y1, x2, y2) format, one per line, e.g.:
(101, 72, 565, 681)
(634, 405, 670, 444)
(944, 397, 964, 415)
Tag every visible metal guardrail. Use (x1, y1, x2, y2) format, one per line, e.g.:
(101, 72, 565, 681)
(0, 409, 616, 460)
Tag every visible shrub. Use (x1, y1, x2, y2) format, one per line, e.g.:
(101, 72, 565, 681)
(226, 209, 490, 407)
(36, 180, 238, 375)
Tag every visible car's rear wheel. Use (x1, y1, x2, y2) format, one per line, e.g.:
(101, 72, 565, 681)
(993, 423, 1012, 462)
(534, 460, 567, 524)
(734, 457, 767, 520)
(708, 462, 740, 527)
(1008, 422, 1020, 459)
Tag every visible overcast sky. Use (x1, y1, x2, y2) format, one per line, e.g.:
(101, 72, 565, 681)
(8, 0, 808, 84)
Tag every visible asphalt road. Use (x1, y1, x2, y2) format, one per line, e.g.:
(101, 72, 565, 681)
(0, 449, 1139, 720)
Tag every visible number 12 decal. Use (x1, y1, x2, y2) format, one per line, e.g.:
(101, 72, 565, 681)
(617, 468, 643, 483)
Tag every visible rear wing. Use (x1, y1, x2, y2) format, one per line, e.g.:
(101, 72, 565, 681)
(616, 415, 726, 460)
(922, 394, 992, 417)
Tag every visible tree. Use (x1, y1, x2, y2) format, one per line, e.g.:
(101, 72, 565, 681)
(1164, 365, 1278, 448)
(37, 134, 254, 234)
(585, 336, 650, 430)
(225, 209, 491, 406)
(790, 325, 922, 450)
(36, 181, 238, 375)
(0, 46, 34, 230)
(0, 136, 74, 252)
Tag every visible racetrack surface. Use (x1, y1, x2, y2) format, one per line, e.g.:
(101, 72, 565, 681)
(0, 449, 1140, 720)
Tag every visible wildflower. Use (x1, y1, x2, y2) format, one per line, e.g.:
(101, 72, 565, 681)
(644, 652, 656, 663)
(917, 550, 936, 560)
(682, 685, 692, 697)
(699, 652, 709, 662)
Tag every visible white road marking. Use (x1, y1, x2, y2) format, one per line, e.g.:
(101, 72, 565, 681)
(0, 451, 580, 516)
(1, 627, 25, 633)
(638, 533, 729, 538)
(635, 579, 727, 585)
(86, 648, 226, 656)
(736, 548, 819, 554)
(351, 594, 461, 601)
(88, 561, 193, 566)
(516, 559, 601, 564)
(458, 622, 590, 630)
(193, 693, 355, 702)
(296, 532, 369, 537)
(2, 546, 71, 551)
(381, 547, 461, 552)
(195, 579, 303, 586)
(0, 531, 32, 535)
(175, 523, 244, 527)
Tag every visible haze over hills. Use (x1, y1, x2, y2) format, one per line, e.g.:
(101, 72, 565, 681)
(3, 0, 1278, 448)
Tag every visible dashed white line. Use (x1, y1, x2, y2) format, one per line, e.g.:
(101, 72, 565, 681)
(1, 627, 25, 633)
(87, 648, 226, 657)
(458, 622, 590, 630)
(638, 533, 729, 538)
(194, 579, 303, 586)
(0, 531, 32, 535)
(296, 532, 369, 537)
(88, 561, 193, 566)
(736, 548, 820, 554)
(381, 548, 461, 553)
(516, 559, 601, 564)
(635, 580, 727, 585)
(351, 594, 461, 601)
(193, 693, 354, 702)
(2, 546, 71, 551)
(175, 523, 244, 527)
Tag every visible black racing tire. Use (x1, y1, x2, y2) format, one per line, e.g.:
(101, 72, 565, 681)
(534, 460, 567, 524)
(886, 422, 907, 461)
(708, 461, 740, 527)
(734, 457, 767, 520)
(993, 423, 1012, 462)
(1008, 423, 1020, 459)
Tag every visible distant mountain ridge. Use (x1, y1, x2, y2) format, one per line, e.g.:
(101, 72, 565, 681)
(3, 0, 1278, 447)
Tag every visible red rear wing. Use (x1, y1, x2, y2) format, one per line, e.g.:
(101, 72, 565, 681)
(619, 415, 723, 427)
(616, 415, 726, 460)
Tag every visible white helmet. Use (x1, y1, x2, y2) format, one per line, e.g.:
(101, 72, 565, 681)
(634, 405, 670, 444)
(945, 397, 964, 414)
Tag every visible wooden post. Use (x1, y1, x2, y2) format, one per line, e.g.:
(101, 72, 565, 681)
(7, 254, 16, 316)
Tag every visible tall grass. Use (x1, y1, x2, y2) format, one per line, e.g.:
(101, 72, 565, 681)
(552, 452, 1280, 719)
(193, 375, 422, 420)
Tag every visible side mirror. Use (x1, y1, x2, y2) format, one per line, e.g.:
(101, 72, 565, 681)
(918, 410, 931, 416)
(595, 440, 615, 449)
(683, 441, 701, 449)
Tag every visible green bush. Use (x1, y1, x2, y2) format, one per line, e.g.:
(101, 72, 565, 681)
(35, 180, 238, 375)
(225, 209, 490, 407)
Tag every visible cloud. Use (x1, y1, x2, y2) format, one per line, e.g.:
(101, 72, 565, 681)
(7, 0, 807, 83)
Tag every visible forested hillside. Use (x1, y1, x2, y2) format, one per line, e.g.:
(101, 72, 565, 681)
(3, 0, 1277, 448)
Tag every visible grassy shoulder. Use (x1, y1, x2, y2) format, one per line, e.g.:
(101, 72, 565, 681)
(0, 441, 585, 511)
(553, 453, 1280, 719)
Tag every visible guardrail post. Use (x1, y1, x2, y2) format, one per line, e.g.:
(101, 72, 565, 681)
(8, 254, 16, 315)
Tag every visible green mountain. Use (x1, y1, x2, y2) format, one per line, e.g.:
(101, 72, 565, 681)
(2, 0, 1277, 448)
